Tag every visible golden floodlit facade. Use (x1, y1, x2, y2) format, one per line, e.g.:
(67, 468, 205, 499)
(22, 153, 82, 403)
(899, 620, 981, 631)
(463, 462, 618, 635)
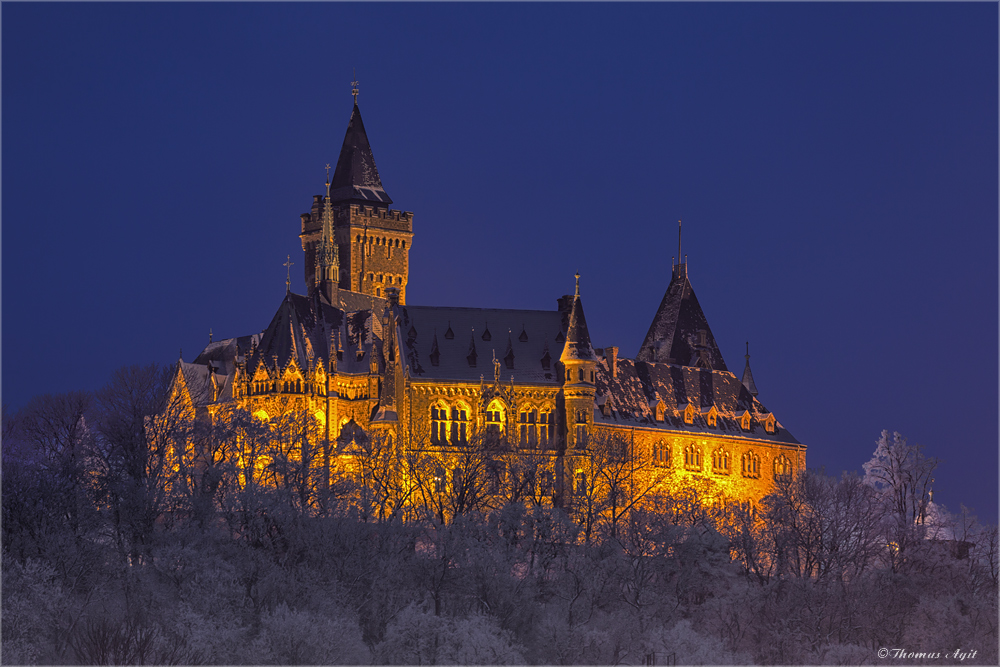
(173, 97, 805, 515)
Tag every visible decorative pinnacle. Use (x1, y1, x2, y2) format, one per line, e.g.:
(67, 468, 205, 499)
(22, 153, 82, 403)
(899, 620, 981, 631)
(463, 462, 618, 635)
(574, 272, 580, 297)
(351, 70, 359, 105)
(746, 341, 750, 360)
(283, 255, 294, 293)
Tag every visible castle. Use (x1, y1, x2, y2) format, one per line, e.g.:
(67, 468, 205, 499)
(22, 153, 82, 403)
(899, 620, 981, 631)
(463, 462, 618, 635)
(172, 93, 804, 514)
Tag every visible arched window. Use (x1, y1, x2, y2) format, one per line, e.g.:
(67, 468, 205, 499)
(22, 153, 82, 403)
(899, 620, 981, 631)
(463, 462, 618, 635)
(430, 405, 447, 444)
(712, 447, 730, 474)
(742, 451, 761, 478)
(574, 470, 587, 496)
(684, 443, 702, 470)
(434, 466, 445, 493)
(774, 454, 792, 481)
(652, 441, 670, 467)
(519, 408, 538, 447)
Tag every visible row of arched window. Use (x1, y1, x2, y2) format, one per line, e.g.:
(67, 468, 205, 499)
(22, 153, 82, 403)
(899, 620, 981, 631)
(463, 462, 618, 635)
(429, 401, 560, 448)
(650, 441, 792, 480)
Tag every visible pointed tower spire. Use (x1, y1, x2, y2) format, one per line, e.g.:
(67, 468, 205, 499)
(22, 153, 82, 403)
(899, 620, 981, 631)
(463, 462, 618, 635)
(741, 341, 759, 397)
(560, 273, 596, 363)
(315, 167, 340, 304)
(329, 95, 392, 206)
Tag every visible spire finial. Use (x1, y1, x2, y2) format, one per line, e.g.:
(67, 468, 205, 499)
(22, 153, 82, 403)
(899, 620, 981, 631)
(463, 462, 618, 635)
(351, 70, 359, 105)
(325, 163, 331, 186)
(746, 341, 750, 360)
(574, 272, 580, 297)
(179, 347, 183, 360)
(283, 255, 294, 293)
(209, 328, 213, 343)
(677, 220, 682, 266)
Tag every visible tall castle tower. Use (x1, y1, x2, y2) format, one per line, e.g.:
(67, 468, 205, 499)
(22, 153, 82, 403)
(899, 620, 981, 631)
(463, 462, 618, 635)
(301, 93, 414, 304)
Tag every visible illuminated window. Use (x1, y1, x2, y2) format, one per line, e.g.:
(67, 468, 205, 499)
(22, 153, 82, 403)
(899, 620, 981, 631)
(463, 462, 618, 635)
(742, 451, 760, 478)
(774, 454, 792, 481)
(712, 447, 730, 474)
(684, 444, 702, 470)
(486, 399, 506, 434)
(433, 466, 445, 493)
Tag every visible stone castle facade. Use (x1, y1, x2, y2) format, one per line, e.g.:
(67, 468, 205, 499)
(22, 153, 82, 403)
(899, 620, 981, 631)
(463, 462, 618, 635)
(173, 97, 805, 514)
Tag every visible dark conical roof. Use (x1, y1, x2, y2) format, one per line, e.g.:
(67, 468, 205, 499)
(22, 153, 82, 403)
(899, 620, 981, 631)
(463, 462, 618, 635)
(560, 284, 596, 363)
(636, 264, 729, 371)
(329, 104, 392, 206)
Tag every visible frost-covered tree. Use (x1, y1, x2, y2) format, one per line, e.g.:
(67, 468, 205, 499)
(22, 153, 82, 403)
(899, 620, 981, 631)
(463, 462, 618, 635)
(863, 430, 938, 571)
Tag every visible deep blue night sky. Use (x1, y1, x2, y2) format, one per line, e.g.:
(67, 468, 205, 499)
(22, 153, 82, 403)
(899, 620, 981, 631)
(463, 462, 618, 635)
(4, 3, 997, 521)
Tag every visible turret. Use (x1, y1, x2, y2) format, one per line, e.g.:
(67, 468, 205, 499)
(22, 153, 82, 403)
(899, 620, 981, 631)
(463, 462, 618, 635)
(559, 273, 597, 450)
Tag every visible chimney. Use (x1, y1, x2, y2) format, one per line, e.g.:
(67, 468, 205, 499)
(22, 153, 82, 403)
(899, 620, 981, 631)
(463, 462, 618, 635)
(606, 346, 618, 378)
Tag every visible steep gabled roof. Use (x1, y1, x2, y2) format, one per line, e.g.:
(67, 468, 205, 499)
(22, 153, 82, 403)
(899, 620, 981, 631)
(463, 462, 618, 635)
(245, 291, 382, 378)
(636, 263, 728, 371)
(329, 104, 393, 206)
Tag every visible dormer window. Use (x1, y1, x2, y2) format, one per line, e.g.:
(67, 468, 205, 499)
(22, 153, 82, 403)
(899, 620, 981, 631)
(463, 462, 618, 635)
(739, 410, 752, 431)
(702, 405, 718, 427)
(761, 413, 776, 434)
(681, 403, 695, 425)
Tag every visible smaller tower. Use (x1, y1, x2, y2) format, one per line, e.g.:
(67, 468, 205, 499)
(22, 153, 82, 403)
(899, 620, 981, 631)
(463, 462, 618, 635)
(559, 273, 597, 451)
(313, 175, 340, 305)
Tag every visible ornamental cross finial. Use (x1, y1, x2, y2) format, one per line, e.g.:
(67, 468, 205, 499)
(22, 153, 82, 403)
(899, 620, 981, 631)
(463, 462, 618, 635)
(574, 272, 580, 297)
(283, 255, 294, 292)
(325, 163, 331, 185)
(351, 70, 359, 105)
